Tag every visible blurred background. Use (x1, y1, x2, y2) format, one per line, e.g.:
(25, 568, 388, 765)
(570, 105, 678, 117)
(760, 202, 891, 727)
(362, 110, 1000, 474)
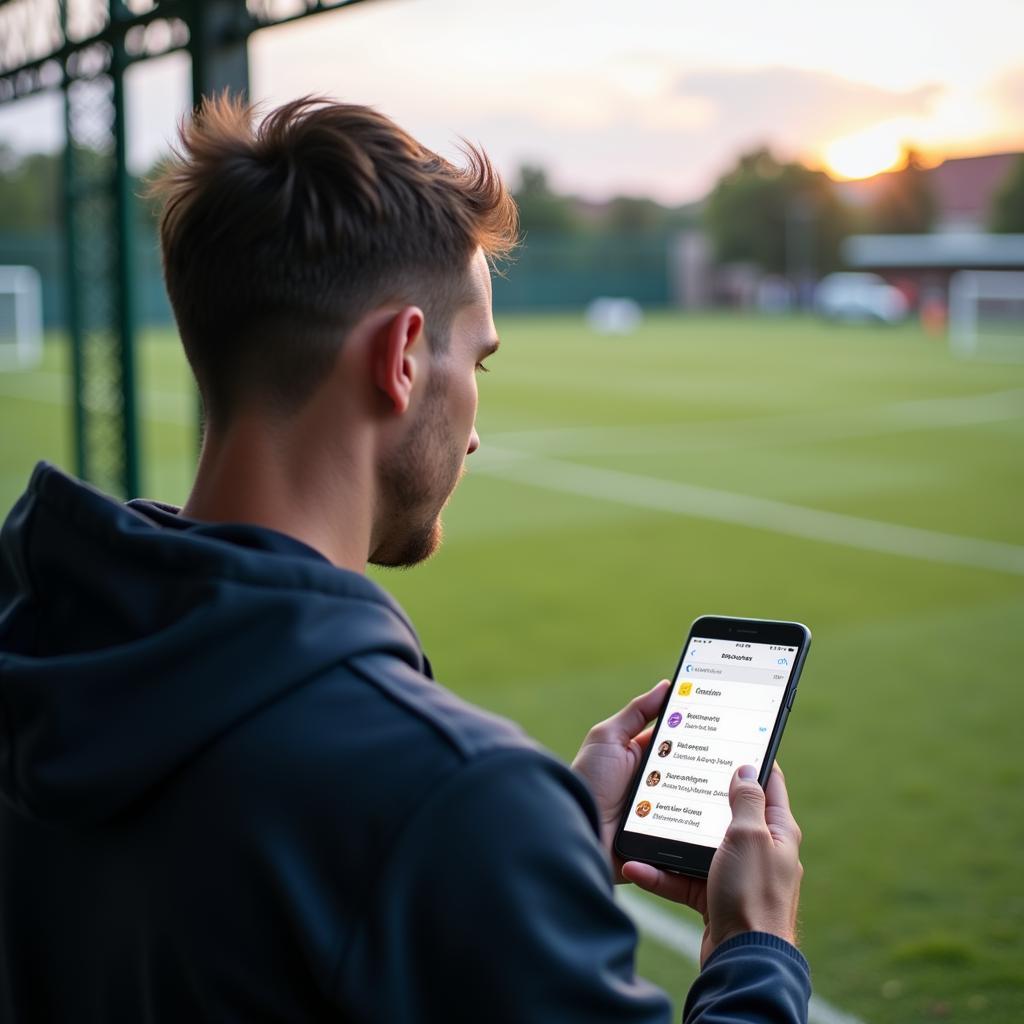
(1, 2, 1023, 1021)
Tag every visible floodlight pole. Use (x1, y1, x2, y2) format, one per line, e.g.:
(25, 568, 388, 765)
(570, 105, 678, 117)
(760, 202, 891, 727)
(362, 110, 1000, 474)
(188, 0, 251, 105)
(785, 195, 815, 309)
(185, 0, 251, 453)
(112, 4, 140, 498)
(59, 0, 87, 483)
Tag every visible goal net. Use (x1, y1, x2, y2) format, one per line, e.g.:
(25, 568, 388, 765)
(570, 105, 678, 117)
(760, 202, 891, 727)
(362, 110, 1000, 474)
(0, 265, 43, 371)
(948, 270, 1024, 362)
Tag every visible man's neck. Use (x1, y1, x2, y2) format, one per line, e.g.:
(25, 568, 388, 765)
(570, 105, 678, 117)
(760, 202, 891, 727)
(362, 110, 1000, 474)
(182, 415, 373, 573)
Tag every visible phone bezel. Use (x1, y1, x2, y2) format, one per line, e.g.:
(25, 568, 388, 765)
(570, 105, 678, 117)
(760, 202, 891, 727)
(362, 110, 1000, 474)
(612, 614, 811, 879)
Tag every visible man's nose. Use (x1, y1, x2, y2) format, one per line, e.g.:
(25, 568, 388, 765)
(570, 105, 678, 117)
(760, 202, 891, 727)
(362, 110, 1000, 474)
(467, 427, 480, 455)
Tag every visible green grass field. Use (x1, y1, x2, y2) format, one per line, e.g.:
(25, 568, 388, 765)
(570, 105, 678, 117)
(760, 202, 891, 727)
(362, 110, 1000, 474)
(3, 313, 1023, 1023)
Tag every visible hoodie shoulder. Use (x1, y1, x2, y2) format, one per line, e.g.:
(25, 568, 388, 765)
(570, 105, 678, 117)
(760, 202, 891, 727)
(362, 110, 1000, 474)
(347, 650, 538, 763)
(0, 463, 429, 824)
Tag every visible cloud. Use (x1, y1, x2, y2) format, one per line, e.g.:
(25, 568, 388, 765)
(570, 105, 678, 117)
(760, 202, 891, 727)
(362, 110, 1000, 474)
(245, 7, 957, 203)
(434, 68, 946, 204)
(992, 68, 1024, 114)
(672, 67, 943, 149)
(434, 108, 746, 204)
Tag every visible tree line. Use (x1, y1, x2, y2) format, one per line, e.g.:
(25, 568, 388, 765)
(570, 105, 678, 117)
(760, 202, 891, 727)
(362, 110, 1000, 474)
(2, 143, 1024, 278)
(516, 147, 1024, 276)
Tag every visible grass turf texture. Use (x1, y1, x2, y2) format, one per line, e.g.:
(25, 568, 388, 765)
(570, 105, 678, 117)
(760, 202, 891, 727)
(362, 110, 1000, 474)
(2, 313, 1023, 1023)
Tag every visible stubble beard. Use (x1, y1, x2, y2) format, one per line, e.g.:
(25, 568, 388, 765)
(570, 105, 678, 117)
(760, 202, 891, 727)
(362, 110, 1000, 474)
(371, 373, 465, 569)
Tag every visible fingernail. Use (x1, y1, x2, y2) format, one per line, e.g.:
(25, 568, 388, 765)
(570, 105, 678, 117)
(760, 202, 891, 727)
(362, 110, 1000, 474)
(738, 764, 757, 781)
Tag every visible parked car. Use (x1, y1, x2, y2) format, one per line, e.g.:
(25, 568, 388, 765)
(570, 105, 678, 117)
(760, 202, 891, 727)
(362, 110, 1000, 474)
(814, 272, 909, 324)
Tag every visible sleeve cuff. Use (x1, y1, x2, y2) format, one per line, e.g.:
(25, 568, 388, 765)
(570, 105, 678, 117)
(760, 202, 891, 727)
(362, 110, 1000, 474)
(703, 931, 810, 977)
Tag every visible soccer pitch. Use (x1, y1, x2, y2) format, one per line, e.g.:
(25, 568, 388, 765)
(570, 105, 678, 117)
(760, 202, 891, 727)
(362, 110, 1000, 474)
(2, 313, 1023, 1023)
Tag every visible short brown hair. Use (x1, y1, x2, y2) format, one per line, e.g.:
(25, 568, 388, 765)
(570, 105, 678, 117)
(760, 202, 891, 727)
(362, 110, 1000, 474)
(149, 94, 518, 423)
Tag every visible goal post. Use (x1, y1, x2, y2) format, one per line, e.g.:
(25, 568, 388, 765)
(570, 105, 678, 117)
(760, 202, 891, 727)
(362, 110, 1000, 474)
(0, 265, 43, 371)
(948, 270, 1024, 362)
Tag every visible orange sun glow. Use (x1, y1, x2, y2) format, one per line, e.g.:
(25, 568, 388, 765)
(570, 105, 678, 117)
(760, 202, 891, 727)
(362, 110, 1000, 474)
(823, 124, 906, 180)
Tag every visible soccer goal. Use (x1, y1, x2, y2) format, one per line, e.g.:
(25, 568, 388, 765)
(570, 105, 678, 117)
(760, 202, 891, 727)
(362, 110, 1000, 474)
(948, 270, 1024, 362)
(0, 265, 44, 371)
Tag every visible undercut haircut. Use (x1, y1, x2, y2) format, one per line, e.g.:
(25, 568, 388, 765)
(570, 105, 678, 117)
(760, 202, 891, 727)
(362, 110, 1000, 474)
(149, 94, 518, 424)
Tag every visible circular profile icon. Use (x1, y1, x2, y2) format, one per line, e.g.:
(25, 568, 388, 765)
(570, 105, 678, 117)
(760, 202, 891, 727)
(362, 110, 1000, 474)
(657, 740, 673, 758)
(667, 711, 682, 728)
(635, 800, 652, 818)
(646, 770, 662, 787)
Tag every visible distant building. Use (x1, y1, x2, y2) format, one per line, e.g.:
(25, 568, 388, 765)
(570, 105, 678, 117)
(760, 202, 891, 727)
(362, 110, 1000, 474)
(681, 151, 1024, 311)
(842, 232, 1024, 308)
(928, 153, 1020, 233)
(838, 152, 1021, 233)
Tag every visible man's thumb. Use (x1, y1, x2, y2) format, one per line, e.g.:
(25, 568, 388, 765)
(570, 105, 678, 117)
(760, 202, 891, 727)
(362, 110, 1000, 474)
(728, 764, 767, 830)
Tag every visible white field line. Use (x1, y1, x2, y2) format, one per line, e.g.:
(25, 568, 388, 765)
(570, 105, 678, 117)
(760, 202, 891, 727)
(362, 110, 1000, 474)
(487, 388, 1024, 456)
(474, 448, 1024, 577)
(617, 890, 867, 1024)
(5, 371, 1021, 453)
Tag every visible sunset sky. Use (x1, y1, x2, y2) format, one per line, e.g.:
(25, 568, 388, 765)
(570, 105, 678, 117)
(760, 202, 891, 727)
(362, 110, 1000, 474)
(3, 0, 1023, 202)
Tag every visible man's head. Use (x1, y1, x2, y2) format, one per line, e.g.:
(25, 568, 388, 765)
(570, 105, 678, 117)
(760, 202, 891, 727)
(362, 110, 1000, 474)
(372, 250, 499, 566)
(150, 95, 517, 567)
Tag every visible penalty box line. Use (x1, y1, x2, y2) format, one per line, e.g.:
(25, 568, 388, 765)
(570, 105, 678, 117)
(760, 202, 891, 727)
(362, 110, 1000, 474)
(475, 449, 1024, 578)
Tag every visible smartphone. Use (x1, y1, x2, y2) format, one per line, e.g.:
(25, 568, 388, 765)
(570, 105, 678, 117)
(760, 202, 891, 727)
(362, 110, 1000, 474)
(613, 615, 811, 878)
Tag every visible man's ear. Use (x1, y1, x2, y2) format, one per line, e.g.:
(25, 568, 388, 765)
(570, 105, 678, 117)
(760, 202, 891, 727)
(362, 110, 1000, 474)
(372, 306, 425, 415)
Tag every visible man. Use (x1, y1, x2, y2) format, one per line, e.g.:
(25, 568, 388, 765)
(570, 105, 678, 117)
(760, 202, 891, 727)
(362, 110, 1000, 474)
(0, 96, 808, 1022)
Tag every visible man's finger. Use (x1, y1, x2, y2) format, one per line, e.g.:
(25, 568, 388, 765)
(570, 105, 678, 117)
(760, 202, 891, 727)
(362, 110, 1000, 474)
(601, 680, 669, 741)
(727, 764, 768, 833)
(621, 861, 707, 911)
(764, 762, 801, 848)
(627, 725, 656, 765)
(764, 762, 792, 815)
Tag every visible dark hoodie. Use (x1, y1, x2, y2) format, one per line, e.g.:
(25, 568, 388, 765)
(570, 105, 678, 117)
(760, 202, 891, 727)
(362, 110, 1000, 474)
(0, 463, 810, 1023)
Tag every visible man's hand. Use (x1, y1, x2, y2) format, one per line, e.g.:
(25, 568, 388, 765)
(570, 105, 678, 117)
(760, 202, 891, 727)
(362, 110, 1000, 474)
(571, 682, 668, 873)
(621, 762, 803, 966)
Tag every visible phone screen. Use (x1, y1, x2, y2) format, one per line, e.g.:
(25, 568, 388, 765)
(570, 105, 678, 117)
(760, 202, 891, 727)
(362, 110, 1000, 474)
(621, 635, 798, 850)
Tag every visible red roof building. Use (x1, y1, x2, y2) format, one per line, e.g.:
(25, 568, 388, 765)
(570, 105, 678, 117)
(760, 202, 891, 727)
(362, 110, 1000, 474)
(838, 152, 1021, 232)
(928, 153, 1019, 232)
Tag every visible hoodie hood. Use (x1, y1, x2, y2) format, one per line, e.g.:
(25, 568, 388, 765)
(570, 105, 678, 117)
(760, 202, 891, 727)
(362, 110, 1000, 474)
(0, 462, 424, 826)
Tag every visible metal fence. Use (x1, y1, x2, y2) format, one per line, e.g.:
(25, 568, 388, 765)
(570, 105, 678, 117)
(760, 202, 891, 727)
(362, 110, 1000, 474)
(0, 229, 676, 332)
